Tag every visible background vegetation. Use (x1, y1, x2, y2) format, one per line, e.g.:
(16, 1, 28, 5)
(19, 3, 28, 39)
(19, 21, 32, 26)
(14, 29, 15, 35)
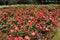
(0, 0, 60, 5)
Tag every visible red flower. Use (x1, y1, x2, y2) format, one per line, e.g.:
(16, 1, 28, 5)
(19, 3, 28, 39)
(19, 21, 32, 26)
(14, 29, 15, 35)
(38, 12, 46, 18)
(49, 14, 54, 20)
(27, 23, 32, 27)
(35, 31, 39, 36)
(10, 36, 14, 40)
(18, 36, 23, 40)
(14, 37, 18, 40)
(33, 19, 38, 23)
(18, 19, 22, 23)
(25, 36, 30, 40)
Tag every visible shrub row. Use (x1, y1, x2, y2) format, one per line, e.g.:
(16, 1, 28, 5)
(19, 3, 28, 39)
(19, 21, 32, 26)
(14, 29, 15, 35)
(0, 0, 60, 5)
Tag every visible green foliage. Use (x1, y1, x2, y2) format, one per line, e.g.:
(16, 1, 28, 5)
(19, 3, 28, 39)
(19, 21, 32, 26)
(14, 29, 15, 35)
(0, 0, 60, 5)
(8, 0, 18, 5)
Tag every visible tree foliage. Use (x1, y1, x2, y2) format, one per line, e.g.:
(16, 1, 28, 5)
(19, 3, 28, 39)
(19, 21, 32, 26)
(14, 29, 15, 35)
(0, 0, 60, 5)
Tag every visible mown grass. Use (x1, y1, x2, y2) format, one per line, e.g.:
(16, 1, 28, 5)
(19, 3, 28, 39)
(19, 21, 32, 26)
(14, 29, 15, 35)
(52, 19, 60, 40)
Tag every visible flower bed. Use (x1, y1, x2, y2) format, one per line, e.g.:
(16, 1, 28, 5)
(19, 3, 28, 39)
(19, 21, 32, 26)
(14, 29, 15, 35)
(0, 5, 60, 40)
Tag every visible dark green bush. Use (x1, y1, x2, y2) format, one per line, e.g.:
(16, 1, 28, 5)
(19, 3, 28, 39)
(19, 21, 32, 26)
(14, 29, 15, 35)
(0, 0, 60, 5)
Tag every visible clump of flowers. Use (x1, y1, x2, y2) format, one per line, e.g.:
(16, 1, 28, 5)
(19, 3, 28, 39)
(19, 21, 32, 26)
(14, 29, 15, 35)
(0, 7, 60, 40)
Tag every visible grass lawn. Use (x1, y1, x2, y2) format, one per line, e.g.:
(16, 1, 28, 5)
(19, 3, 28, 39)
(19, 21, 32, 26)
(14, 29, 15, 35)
(52, 18, 60, 40)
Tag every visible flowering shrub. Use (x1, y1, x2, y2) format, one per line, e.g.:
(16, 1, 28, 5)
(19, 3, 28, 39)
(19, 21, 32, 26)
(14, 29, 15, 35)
(0, 7, 60, 40)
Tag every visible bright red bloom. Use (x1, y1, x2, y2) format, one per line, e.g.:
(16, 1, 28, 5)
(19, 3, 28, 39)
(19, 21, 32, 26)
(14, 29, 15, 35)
(14, 37, 18, 40)
(38, 12, 46, 18)
(27, 23, 32, 27)
(10, 36, 14, 40)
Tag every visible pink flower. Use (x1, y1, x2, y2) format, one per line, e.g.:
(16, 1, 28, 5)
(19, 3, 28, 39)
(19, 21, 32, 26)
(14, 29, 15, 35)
(23, 28, 27, 31)
(20, 25, 24, 28)
(53, 20, 57, 25)
(30, 16, 34, 20)
(41, 21, 46, 24)
(45, 28, 50, 31)
(38, 39, 41, 40)
(10, 29, 14, 33)
(50, 24, 53, 27)
(25, 36, 30, 40)
(31, 32, 35, 36)
(18, 36, 23, 40)
(14, 25, 19, 31)
(19, 11, 24, 15)
(39, 27, 43, 29)
(49, 17, 54, 20)
(0, 18, 2, 21)
(1, 15, 6, 20)
(28, 20, 31, 23)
